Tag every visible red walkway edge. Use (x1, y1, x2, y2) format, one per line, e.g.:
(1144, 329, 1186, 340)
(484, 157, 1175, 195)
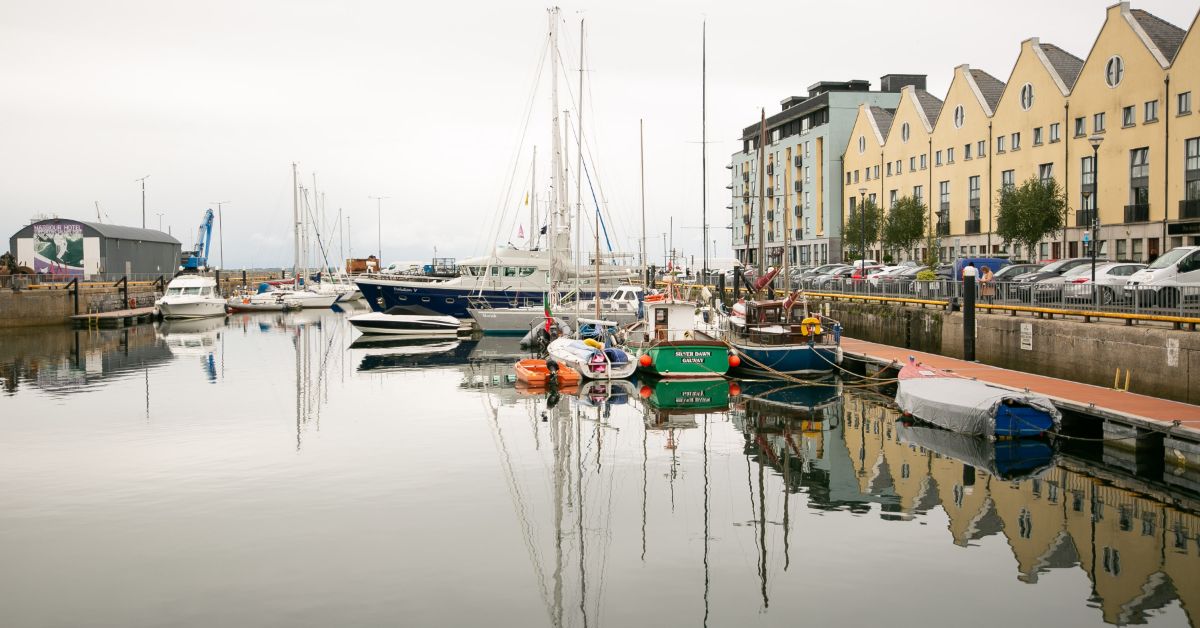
(841, 337, 1200, 434)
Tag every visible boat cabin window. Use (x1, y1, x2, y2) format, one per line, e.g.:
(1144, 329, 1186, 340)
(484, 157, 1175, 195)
(166, 287, 184, 296)
(182, 287, 203, 296)
(654, 308, 668, 324)
(504, 267, 517, 277)
(491, 267, 500, 276)
(519, 267, 536, 277)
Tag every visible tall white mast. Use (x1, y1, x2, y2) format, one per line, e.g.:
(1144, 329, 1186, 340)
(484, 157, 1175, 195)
(292, 162, 300, 283)
(575, 19, 585, 319)
(549, 7, 563, 302)
(640, 119, 646, 287)
(531, 145, 538, 250)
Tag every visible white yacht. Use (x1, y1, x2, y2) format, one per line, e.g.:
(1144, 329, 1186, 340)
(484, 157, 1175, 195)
(156, 275, 227, 319)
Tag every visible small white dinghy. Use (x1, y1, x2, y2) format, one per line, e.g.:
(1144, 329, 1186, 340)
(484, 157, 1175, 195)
(349, 305, 462, 336)
(545, 318, 636, 380)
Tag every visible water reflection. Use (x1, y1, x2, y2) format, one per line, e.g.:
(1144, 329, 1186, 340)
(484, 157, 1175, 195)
(1, 311, 1197, 627)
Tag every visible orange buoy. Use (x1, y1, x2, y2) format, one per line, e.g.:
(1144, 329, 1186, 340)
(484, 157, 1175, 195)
(728, 381, 741, 396)
(728, 354, 741, 368)
(639, 385, 652, 398)
(638, 353, 652, 367)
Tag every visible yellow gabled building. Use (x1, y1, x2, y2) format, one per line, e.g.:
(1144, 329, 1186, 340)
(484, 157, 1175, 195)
(841, 2, 1199, 264)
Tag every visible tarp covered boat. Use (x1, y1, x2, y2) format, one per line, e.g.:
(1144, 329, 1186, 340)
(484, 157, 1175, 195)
(896, 357, 1061, 438)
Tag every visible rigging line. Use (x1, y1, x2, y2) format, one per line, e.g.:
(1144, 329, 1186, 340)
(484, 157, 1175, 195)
(476, 35, 550, 259)
(582, 161, 613, 252)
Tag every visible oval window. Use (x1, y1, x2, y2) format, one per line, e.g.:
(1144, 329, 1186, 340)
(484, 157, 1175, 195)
(901, 122, 910, 143)
(857, 136, 866, 154)
(953, 105, 965, 128)
(1105, 56, 1124, 88)
(1020, 83, 1034, 111)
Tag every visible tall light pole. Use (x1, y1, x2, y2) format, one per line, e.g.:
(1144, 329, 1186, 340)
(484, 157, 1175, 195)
(211, 201, 229, 270)
(858, 187, 867, 268)
(1088, 134, 1104, 286)
(136, 175, 150, 228)
(155, 212, 164, 231)
(369, 195, 388, 267)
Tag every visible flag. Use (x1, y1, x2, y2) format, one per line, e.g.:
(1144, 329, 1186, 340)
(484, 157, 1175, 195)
(543, 294, 552, 333)
(518, 225, 525, 239)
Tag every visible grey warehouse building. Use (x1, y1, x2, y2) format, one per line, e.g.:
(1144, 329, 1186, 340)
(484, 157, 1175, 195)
(9, 218, 181, 279)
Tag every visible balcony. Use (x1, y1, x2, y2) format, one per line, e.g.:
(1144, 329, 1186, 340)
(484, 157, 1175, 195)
(766, 187, 774, 198)
(964, 219, 981, 235)
(936, 222, 950, 237)
(742, 172, 750, 182)
(793, 156, 802, 167)
(1124, 203, 1150, 223)
(725, 184, 733, 190)
(767, 232, 775, 243)
(794, 206, 801, 217)
(766, 164, 774, 175)
(1181, 199, 1200, 220)
(795, 228, 803, 239)
(742, 215, 752, 225)
(1075, 209, 1095, 227)
(766, 210, 775, 222)
(794, 180, 802, 192)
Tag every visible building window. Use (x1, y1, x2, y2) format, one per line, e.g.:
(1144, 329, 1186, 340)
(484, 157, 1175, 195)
(858, 136, 866, 154)
(895, 159, 902, 174)
(1039, 162, 1054, 183)
(954, 105, 965, 128)
(1130, 147, 1149, 207)
(968, 176, 980, 220)
(1049, 123, 1060, 143)
(910, 156, 917, 171)
(1105, 55, 1124, 87)
(846, 172, 852, 185)
(1020, 83, 1034, 111)
(889, 190, 898, 208)
(964, 143, 972, 160)
(996, 135, 1006, 153)
(1074, 117, 1086, 137)
(935, 150, 943, 166)
(913, 185, 923, 203)
(947, 147, 955, 163)
(1011, 132, 1021, 151)
(854, 170, 860, 183)
(977, 140, 986, 157)
(901, 122, 911, 143)
(1094, 112, 1106, 133)
(1179, 92, 1192, 115)
(939, 181, 950, 213)
(1082, 155, 1096, 211)
(1184, 137, 1200, 205)
(1123, 105, 1135, 127)
(1145, 100, 1158, 123)
(805, 166, 811, 182)
(886, 162, 893, 176)
(873, 165, 879, 179)
(1001, 169, 1015, 191)
(920, 154, 927, 170)
(1033, 127, 1044, 145)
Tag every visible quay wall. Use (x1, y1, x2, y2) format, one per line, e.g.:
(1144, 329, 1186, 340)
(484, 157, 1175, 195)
(813, 299, 1200, 405)
(0, 288, 158, 329)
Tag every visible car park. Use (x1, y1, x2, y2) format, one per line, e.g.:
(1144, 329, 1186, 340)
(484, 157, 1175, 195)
(1062, 262, 1146, 304)
(1009, 258, 1095, 302)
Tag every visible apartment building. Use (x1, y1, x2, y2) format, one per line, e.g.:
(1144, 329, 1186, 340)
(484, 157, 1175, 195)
(843, 2, 1200, 263)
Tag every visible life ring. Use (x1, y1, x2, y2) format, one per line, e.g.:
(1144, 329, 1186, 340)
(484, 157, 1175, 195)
(800, 316, 822, 336)
(128, 297, 136, 309)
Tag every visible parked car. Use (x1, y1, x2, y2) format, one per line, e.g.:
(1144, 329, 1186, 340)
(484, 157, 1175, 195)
(803, 264, 847, 288)
(1125, 246, 1200, 307)
(1032, 265, 1094, 302)
(1009, 258, 1095, 301)
(992, 263, 1042, 281)
(850, 264, 886, 281)
(814, 266, 856, 289)
(866, 265, 911, 288)
(1062, 262, 1146, 304)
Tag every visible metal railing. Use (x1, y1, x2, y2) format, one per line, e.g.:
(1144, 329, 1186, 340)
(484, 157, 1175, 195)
(1181, 199, 1200, 220)
(965, 219, 981, 234)
(796, 276, 1200, 321)
(1124, 203, 1150, 223)
(1075, 209, 1095, 227)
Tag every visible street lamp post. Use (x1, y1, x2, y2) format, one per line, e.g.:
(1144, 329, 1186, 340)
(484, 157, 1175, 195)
(857, 187, 867, 269)
(1088, 134, 1104, 289)
(369, 195, 389, 269)
(155, 212, 164, 231)
(136, 175, 150, 228)
(211, 201, 229, 271)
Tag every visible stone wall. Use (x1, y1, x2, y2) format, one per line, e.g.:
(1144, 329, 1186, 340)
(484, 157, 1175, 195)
(0, 288, 159, 329)
(813, 299, 1199, 405)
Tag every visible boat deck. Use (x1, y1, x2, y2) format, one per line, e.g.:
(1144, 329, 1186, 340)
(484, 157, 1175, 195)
(841, 337, 1200, 437)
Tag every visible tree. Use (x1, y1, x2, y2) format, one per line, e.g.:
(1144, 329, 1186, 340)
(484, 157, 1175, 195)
(995, 176, 1066, 259)
(843, 199, 882, 261)
(883, 196, 928, 261)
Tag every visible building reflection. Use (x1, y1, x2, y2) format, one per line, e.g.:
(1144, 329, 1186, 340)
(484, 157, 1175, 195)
(0, 325, 172, 395)
(735, 389, 1200, 627)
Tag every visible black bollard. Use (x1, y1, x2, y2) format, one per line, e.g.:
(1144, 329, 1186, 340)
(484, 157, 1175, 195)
(717, 273, 726, 306)
(733, 269, 741, 302)
(963, 272, 976, 362)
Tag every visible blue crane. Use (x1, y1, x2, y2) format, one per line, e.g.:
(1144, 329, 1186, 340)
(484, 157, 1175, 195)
(180, 208, 215, 271)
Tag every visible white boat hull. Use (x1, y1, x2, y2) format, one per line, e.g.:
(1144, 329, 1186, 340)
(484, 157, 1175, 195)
(546, 337, 636, 380)
(157, 298, 227, 319)
(349, 311, 462, 336)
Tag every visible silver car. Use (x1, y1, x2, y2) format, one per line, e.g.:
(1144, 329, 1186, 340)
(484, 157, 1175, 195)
(1062, 262, 1146, 304)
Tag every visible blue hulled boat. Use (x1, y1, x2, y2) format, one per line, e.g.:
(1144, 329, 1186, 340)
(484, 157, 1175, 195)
(704, 298, 842, 377)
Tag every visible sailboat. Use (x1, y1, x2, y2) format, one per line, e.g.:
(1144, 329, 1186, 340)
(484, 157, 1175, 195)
(700, 111, 843, 376)
(545, 16, 635, 380)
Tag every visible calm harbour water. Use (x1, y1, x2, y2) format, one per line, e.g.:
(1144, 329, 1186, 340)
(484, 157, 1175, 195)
(1, 308, 1197, 627)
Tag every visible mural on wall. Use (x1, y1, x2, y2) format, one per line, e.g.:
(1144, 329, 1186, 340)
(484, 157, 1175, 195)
(31, 222, 88, 275)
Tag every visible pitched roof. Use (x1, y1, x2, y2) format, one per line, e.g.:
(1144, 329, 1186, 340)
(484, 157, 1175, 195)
(913, 89, 943, 127)
(1037, 42, 1084, 89)
(76, 220, 181, 244)
(969, 69, 1006, 112)
(1131, 9, 1186, 62)
(868, 106, 895, 140)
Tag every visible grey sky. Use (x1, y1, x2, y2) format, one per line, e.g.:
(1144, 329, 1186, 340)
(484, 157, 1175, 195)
(2, 0, 1195, 269)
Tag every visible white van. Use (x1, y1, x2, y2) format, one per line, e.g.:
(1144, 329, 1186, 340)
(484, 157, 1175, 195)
(1124, 246, 1200, 307)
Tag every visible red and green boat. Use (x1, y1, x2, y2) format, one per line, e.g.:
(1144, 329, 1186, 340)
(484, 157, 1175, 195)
(626, 291, 733, 378)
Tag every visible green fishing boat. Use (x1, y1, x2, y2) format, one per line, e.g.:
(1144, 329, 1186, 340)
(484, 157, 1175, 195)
(639, 376, 731, 413)
(626, 288, 732, 379)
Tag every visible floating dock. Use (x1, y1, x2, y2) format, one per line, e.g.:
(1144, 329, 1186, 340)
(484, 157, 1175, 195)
(840, 337, 1200, 474)
(70, 307, 157, 328)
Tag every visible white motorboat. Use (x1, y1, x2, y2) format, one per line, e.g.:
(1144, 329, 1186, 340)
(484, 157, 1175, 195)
(349, 305, 463, 336)
(467, 285, 644, 335)
(226, 289, 301, 312)
(156, 275, 227, 319)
